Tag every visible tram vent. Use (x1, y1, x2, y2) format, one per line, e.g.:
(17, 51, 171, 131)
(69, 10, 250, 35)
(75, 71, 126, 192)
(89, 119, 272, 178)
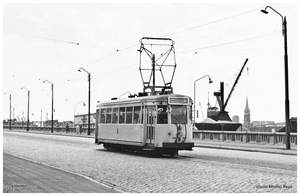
(138, 92, 148, 97)
(128, 94, 137, 98)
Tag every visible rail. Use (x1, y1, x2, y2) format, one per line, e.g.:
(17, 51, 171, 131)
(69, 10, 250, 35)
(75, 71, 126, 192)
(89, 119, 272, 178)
(3, 125, 95, 135)
(3, 126, 297, 146)
(193, 130, 297, 145)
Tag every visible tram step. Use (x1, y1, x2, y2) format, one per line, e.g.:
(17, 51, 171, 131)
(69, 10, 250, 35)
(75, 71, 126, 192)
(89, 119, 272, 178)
(142, 148, 155, 151)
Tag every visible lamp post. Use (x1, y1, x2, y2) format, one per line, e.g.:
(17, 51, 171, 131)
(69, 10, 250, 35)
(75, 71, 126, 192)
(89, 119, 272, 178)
(43, 80, 54, 133)
(193, 75, 213, 128)
(261, 6, 290, 149)
(4, 92, 12, 130)
(74, 101, 86, 130)
(78, 67, 91, 135)
(21, 87, 30, 132)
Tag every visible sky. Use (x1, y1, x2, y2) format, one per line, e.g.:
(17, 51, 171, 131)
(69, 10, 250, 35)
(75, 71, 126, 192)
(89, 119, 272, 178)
(2, 1, 298, 124)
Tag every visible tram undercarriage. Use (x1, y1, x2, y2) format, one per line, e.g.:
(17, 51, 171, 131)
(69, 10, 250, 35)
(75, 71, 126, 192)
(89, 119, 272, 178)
(101, 142, 194, 157)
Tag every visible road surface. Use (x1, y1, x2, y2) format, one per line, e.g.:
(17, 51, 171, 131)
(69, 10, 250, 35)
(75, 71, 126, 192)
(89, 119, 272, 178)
(3, 153, 119, 193)
(3, 131, 297, 193)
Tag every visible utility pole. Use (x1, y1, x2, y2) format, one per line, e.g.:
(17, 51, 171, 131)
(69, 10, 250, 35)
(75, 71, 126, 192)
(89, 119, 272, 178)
(43, 80, 54, 133)
(51, 83, 54, 133)
(261, 6, 290, 149)
(9, 94, 11, 129)
(193, 75, 213, 127)
(78, 67, 91, 135)
(4, 93, 12, 130)
(88, 72, 91, 136)
(21, 87, 30, 132)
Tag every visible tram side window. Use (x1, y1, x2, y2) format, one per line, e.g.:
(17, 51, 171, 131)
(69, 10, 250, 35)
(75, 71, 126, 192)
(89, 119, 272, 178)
(106, 108, 112, 123)
(100, 109, 106, 124)
(112, 108, 119, 124)
(133, 106, 141, 124)
(126, 107, 133, 124)
(119, 107, 126, 124)
(157, 105, 168, 124)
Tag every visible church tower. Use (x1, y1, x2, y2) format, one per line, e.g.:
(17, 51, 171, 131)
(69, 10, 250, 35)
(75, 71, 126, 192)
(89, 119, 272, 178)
(243, 97, 251, 131)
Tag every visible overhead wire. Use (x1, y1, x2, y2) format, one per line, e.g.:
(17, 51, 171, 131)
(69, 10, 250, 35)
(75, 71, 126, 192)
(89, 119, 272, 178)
(43, 43, 139, 83)
(3, 30, 80, 45)
(4, 4, 291, 119)
(4, 4, 282, 89)
(177, 32, 278, 54)
(161, 6, 260, 37)
(83, 44, 138, 68)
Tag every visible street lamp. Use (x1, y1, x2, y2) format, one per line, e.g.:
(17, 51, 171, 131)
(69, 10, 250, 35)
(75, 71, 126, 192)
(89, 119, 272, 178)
(43, 79, 54, 133)
(74, 101, 86, 130)
(21, 87, 30, 132)
(4, 92, 12, 130)
(78, 67, 91, 135)
(193, 75, 213, 128)
(261, 6, 290, 149)
(74, 101, 86, 115)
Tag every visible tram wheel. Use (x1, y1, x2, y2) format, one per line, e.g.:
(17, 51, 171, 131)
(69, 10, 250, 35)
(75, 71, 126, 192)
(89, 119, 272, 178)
(169, 151, 178, 158)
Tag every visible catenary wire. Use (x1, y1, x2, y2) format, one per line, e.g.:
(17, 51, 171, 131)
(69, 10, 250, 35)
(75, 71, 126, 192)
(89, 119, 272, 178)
(3, 30, 80, 45)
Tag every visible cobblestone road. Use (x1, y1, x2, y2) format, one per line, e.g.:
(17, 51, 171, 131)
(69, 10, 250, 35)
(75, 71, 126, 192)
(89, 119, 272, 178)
(3, 131, 297, 193)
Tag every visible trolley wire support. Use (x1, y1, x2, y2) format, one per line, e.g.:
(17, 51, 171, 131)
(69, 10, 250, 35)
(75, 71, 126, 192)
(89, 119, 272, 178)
(138, 37, 177, 96)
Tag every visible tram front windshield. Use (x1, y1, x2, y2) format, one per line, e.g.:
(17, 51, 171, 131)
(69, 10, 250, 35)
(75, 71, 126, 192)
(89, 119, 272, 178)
(171, 105, 187, 124)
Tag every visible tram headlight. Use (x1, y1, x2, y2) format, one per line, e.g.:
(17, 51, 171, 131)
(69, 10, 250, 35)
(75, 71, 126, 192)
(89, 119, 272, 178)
(177, 132, 183, 138)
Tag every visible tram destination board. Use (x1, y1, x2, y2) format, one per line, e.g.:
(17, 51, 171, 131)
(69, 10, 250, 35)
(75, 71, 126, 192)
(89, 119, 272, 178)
(168, 97, 189, 105)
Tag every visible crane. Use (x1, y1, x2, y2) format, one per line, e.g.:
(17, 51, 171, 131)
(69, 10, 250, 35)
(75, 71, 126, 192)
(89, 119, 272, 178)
(223, 58, 248, 111)
(213, 58, 248, 121)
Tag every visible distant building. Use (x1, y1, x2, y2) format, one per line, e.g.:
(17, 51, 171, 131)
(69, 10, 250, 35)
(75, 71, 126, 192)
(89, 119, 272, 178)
(250, 121, 283, 132)
(277, 117, 297, 133)
(74, 113, 96, 132)
(252, 121, 275, 127)
(3, 119, 34, 127)
(243, 98, 251, 131)
(240, 97, 293, 133)
(232, 115, 239, 123)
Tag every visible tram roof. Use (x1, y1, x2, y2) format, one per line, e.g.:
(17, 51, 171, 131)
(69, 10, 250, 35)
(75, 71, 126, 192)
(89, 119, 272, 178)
(97, 94, 192, 108)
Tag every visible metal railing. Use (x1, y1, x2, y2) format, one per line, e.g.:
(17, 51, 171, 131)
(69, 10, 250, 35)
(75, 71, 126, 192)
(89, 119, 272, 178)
(3, 125, 297, 145)
(3, 125, 95, 135)
(193, 130, 297, 145)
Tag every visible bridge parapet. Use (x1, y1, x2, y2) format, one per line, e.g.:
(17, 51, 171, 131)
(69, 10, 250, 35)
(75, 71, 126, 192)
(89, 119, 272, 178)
(3, 125, 95, 135)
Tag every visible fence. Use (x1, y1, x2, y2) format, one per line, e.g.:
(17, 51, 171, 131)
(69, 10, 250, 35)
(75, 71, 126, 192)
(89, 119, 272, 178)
(193, 130, 297, 145)
(3, 126, 297, 145)
(3, 125, 95, 135)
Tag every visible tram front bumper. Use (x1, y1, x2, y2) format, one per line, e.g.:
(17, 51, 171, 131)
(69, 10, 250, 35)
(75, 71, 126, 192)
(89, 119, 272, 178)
(162, 142, 194, 150)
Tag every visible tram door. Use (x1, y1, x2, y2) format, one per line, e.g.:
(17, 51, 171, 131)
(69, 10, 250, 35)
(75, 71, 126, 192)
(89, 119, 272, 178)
(145, 106, 156, 145)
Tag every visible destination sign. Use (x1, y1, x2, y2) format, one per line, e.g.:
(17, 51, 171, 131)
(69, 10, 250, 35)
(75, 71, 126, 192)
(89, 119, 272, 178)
(168, 97, 189, 105)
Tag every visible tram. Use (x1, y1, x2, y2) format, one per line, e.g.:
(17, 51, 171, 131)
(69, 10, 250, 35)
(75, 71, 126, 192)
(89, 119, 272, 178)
(95, 94, 194, 156)
(95, 37, 194, 156)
